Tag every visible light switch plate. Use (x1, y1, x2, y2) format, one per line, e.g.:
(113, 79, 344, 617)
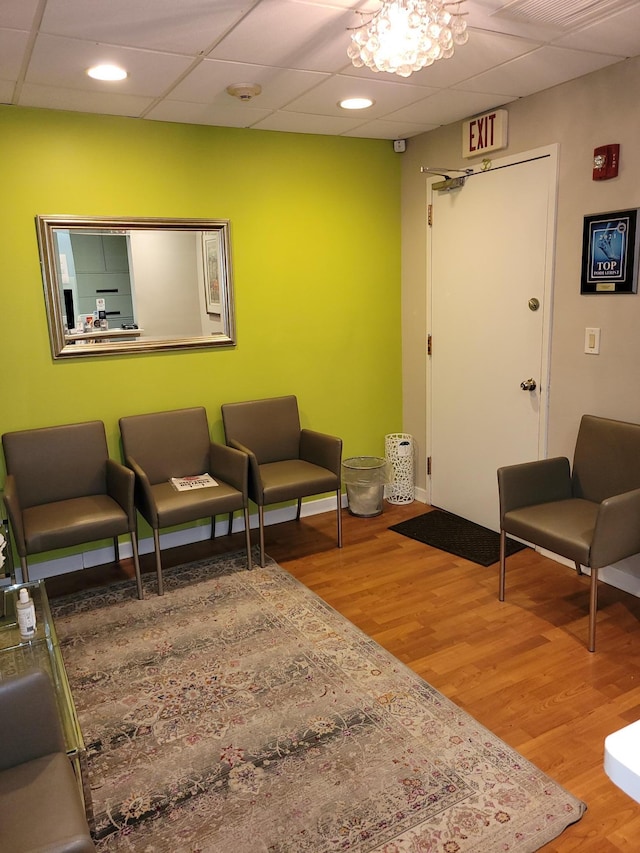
(585, 327, 601, 354)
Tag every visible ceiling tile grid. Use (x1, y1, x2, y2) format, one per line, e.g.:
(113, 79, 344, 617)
(1, 0, 639, 139)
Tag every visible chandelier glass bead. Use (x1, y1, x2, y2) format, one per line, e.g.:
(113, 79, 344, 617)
(348, 0, 468, 78)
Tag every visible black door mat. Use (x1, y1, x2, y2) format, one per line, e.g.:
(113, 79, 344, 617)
(389, 509, 528, 567)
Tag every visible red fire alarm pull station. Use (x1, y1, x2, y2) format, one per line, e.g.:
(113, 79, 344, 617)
(593, 144, 620, 180)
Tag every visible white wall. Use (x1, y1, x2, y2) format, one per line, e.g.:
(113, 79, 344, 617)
(402, 56, 640, 493)
(130, 231, 204, 338)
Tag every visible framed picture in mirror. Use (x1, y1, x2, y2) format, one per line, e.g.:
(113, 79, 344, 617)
(203, 231, 223, 314)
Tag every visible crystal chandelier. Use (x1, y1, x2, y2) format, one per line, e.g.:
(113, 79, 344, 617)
(347, 0, 469, 78)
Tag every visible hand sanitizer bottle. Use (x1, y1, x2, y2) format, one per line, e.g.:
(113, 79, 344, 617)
(16, 588, 36, 640)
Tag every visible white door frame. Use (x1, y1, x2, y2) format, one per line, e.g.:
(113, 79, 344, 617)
(425, 144, 559, 509)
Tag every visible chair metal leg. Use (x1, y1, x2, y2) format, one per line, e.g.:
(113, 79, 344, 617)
(130, 530, 143, 600)
(258, 505, 266, 568)
(575, 561, 583, 576)
(113, 536, 120, 563)
(211, 516, 216, 539)
(499, 529, 506, 601)
(243, 507, 252, 570)
(227, 512, 234, 536)
(336, 489, 343, 548)
(296, 498, 302, 521)
(588, 566, 598, 653)
(20, 556, 30, 584)
(153, 529, 164, 596)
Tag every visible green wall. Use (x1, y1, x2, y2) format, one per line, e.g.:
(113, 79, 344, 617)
(0, 105, 402, 484)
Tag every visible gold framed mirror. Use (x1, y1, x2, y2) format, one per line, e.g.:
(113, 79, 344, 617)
(36, 215, 236, 359)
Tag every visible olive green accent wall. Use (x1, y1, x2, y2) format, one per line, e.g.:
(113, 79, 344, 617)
(0, 107, 402, 484)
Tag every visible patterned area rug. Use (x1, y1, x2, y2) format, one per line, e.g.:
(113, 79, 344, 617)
(389, 510, 527, 567)
(51, 553, 585, 852)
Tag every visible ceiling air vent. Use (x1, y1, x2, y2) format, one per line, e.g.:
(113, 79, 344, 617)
(492, 0, 637, 28)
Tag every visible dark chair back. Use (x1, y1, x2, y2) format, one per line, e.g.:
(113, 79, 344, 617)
(119, 407, 211, 484)
(222, 395, 301, 463)
(572, 414, 640, 503)
(0, 669, 66, 771)
(3, 421, 108, 508)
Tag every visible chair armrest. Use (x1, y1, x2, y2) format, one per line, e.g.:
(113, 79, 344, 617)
(106, 458, 136, 528)
(0, 669, 66, 771)
(209, 442, 248, 499)
(227, 439, 263, 503)
(591, 487, 640, 569)
(2, 474, 25, 557)
(126, 456, 158, 526)
(498, 457, 572, 522)
(300, 429, 342, 477)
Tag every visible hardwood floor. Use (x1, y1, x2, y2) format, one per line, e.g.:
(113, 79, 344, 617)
(46, 501, 640, 851)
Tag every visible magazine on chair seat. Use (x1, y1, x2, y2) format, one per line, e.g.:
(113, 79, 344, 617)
(170, 474, 219, 491)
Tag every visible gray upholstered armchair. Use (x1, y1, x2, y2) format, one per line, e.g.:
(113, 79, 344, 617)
(119, 407, 252, 595)
(221, 395, 342, 567)
(0, 669, 95, 852)
(2, 421, 142, 597)
(498, 414, 640, 652)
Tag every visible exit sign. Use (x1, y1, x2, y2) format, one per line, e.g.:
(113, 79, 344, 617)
(462, 109, 508, 159)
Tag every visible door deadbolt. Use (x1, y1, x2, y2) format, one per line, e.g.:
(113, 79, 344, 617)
(520, 378, 537, 391)
(528, 298, 540, 311)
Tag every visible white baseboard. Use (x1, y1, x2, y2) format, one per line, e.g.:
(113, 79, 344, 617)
(538, 547, 640, 599)
(33, 492, 640, 603)
(22, 493, 349, 583)
(414, 486, 428, 504)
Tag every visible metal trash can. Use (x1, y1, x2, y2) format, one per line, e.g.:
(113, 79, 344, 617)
(385, 433, 415, 505)
(342, 456, 393, 517)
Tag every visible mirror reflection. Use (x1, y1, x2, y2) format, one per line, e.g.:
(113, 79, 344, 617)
(36, 215, 236, 359)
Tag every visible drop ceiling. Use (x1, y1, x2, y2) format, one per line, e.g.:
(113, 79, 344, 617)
(2, 0, 640, 139)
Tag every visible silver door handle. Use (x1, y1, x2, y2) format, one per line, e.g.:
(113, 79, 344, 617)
(520, 378, 537, 391)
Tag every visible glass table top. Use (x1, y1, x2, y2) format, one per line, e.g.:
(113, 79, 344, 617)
(0, 580, 84, 754)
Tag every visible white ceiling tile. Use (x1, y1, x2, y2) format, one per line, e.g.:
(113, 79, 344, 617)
(0, 80, 15, 103)
(209, 0, 353, 73)
(39, 0, 251, 55)
(551, 5, 640, 56)
(489, 0, 637, 30)
(284, 74, 436, 117)
(0, 0, 41, 30)
(342, 118, 440, 139)
(329, 62, 439, 92)
(146, 100, 274, 127)
(18, 82, 153, 117)
(409, 29, 541, 87)
(343, 29, 542, 89)
(465, 0, 562, 42)
(0, 28, 30, 79)
(389, 90, 517, 127)
(302, 0, 380, 10)
(459, 46, 624, 97)
(170, 60, 329, 110)
(252, 110, 366, 135)
(25, 34, 195, 96)
(3, 0, 640, 138)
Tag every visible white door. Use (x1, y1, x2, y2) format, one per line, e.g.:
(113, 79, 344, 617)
(427, 147, 557, 532)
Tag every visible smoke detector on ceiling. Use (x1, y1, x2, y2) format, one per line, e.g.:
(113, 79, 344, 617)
(226, 83, 262, 102)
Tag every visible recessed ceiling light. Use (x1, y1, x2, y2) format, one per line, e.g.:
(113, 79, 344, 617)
(338, 97, 374, 110)
(87, 64, 128, 82)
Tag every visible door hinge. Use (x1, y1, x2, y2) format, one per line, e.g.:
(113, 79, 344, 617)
(428, 204, 433, 227)
(427, 456, 432, 476)
(427, 334, 432, 356)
